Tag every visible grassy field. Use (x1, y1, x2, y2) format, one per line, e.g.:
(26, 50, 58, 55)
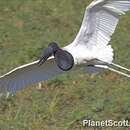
(0, 0, 130, 130)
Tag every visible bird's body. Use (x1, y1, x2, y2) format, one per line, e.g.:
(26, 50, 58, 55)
(64, 43, 113, 65)
(0, 0, 130, 96)
(64, 44, 93, 65)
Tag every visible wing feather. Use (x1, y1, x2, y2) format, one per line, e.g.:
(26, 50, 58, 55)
(0, 58, 64, 95)
(72, 0, 130, 48)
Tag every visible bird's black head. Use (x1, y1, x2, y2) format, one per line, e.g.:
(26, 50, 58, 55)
(48, 42, 60, 53)
(38, 42, 74, 71)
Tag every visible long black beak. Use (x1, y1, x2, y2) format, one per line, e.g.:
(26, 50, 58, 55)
(38, 46, 53, 65)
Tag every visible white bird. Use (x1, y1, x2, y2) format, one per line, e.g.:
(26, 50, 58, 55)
(0, 0, 130, 96)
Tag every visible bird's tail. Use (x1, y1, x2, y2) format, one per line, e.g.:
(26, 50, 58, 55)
(93, 45, 114, 64)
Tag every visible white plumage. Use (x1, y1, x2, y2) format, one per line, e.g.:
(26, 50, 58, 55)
(0, 0, 130, 95)
(66, 0, 130, 64)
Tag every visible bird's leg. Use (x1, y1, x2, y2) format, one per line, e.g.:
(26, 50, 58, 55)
(111, 63, 130, 72)
(89, 59, 130, 78)
(86, 59, 107, 66)
(107, 67, 130, 78)
(95, 65, 130, 78)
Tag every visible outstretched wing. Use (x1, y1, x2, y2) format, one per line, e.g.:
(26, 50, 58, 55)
(0, 58, 64, 95)
(72, 0, 130, 48)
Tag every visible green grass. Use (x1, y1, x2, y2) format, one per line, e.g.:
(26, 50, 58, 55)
(0, 0, 130, 130)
